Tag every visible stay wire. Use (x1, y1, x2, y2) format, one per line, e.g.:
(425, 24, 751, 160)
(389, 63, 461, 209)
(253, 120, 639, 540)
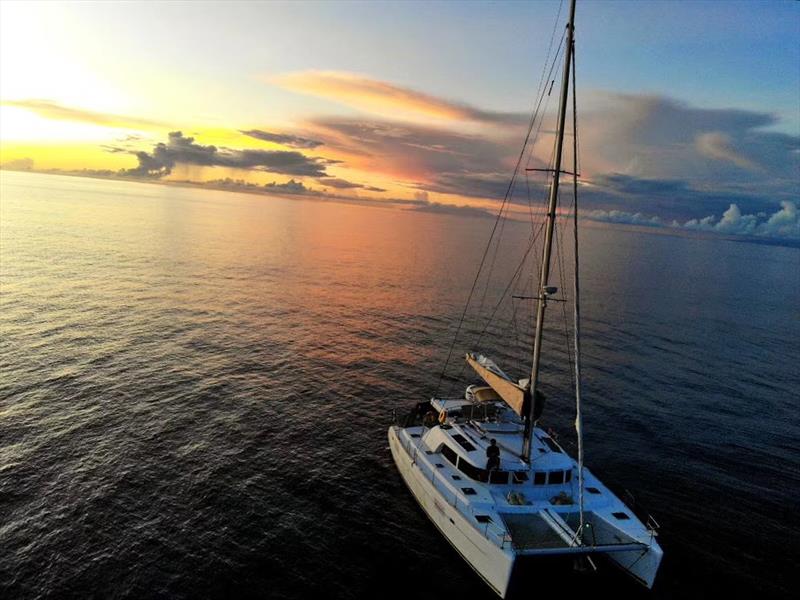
(435, 25, 568, 397)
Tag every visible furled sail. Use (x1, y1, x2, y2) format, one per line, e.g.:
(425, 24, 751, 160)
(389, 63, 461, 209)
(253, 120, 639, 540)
(465, 352, 527, 417)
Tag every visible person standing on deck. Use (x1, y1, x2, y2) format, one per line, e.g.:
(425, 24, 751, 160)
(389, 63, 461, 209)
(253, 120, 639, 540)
(486, 438, 500, 471)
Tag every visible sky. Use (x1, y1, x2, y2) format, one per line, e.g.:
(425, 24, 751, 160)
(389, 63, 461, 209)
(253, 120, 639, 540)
(1, 0, 798, 240)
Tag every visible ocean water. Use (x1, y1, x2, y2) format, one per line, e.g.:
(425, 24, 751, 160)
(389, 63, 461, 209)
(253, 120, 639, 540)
(0, 170, 797, 599)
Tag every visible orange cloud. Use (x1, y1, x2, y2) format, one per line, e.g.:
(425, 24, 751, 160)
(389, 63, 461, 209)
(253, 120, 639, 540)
(695, 131, 759, 171)
(271, 70, 522, 125)
(2, 99, 166, 130)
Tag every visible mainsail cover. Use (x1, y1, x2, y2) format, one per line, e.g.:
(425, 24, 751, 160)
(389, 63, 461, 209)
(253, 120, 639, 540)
(465, 353, 527, 417)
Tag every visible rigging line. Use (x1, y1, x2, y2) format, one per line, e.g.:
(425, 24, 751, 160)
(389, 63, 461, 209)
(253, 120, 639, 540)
(467, 49, 564, 365)
(525, 173, 536, 230)
(471, 29, 567, 328)
(449, 219, 547, 393)
(436, 7, 568, 396)
(524, 0, 565, 176)
(535, 0, 565, 105)
(439, 31, 568, 396)
(477, 221, 547, 346)
(524, 37, 565, 173)
(525, 32, 567, 177)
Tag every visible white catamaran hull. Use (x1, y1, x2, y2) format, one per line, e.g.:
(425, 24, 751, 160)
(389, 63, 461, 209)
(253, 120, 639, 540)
(389, 426, 515, 597)
(389, 422, 662, 596)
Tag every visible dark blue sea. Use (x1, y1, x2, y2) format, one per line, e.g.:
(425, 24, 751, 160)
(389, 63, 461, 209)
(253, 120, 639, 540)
(1, 171, 797, 599)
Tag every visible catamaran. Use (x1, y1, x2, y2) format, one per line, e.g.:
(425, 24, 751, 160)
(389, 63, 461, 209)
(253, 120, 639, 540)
(388, 1, 663, 596)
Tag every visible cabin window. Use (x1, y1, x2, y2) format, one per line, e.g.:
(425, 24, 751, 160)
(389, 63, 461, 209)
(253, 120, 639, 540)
(441, 445, 458, 466)
(461, 487, 477, 496)
(457, 457, 484, 481)
(451, 434, 476, 452)
(512, 472, 529, 484)
(451, 475, 462, 481)
(533, 472, 547, 485)
(612, 512, 630, 520)
(586, 486, 600, 494)
(565, 470, 572, 483)
(475, 515, 492, 524)
(435, 463, 444, 469)
(548, 471, 565, 485)
(489, 470, 509, 485)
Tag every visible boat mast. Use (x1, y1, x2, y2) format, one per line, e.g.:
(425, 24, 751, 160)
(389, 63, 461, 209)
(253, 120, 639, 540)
(522, 0, 576, 461)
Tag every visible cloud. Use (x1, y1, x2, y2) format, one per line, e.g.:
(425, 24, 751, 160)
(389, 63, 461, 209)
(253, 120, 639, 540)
(264, 178, 318, 195)
(0, 157, 34, 171)
(100, 145, 128, 154)
(585, 201, 799, 241)
(268, 80, 796, 205)
(205, 178, 319, 196)
(575, 93, 797, 186)
(695, 132, 758, 171)
(272, 70, 523, 125)
(316, 177, 385, 192)
(281, 89, 796, 222)
(758, 200, 799, 238)
(240, 129, 323, 149)
(416, 171, 517, 200)
(123, 131, 331, 178)
(683, 201, 799, 239)
(410, 201, 494, 219)
(583, 208, 663, 227)
(304, 117, 527, 200)
(2, 99, 165, 130)
(710, 203, 758, 235)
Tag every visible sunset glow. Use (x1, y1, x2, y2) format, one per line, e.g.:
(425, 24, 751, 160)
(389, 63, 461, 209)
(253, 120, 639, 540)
(1, 0, 798, 235)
